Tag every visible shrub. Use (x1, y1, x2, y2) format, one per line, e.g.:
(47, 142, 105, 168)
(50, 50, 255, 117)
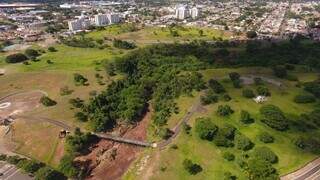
(182, 122, 191, 134)
(294, 94, 316, 104)
(58, 154, 79, 178)
(6, 155, 22, 165)
(273, 65, 287, 78)
(25, 49, 40, 58)
(242, 89, 255, 98)
(195, 118, 218, 140)
(5, 53, 28, 63)
(183, 159, 202, 175)
(74, 112, 88, 122)
(285, 64, 295, 70)
(74, 73, 88, 86)
(0, 154, 7, 161)
(254, 77, 263, 85)
(252, 147, 278, 164)
(240, 110, 254, 124)
(60, 86, 73, 96)
(223, 152, 235, 161)
(208, 79, 225, 94)
(224, 171, 237, 180)
(48, 46, 57, 52)
(229, 72, 240, 81)
(246, 31, 257, 38)
(260, 105, 289, 131)
(200, 89, 218, 105)
(159, 128, 173, 140)
(258, 132, 274, 143)
(303, 82, 320, 98)
(35, 166, 67, 180)
(113, 39, 136, 49)
(219, 124, 236, 140)
(69, 98, 84, 108)
(214, 134, 234, 147)
(308, 109, 320, 127)
(234, 133, 254, 151)
(222, 94, 232, 101)
(232, 79, 242, 88)
(217, 105, 234, 116)
(286, 74, 298, 81)
(256, 86, 270, 96)
(18, 159, 44, 174)
(40, 96, 57, 106)
(295, 137, 320, 153)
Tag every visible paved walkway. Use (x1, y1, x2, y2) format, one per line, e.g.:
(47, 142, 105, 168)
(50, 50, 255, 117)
(0, 161, 32, 180)
(281, 157, 320, 180)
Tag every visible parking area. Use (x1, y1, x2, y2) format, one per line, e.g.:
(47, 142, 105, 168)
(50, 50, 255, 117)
(0, 161, 33, 180)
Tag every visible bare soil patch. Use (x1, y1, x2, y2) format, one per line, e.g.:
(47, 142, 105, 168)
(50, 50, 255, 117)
(77, 109, 151, 180)
(0, 91, 44, 119)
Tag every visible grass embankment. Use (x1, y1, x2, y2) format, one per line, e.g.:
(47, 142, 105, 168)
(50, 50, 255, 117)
(135, 67, 320, 180)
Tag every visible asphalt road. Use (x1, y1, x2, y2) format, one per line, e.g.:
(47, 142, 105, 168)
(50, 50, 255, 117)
(0, 161, 33, 180)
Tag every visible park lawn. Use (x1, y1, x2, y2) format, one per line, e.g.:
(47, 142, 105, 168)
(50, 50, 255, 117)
(17, 44, 120, 72)
(86, 26, 231, 46)
(0, 68, 114, 166)
(12, 119, 62, 165)
(146, 68, 320, 180)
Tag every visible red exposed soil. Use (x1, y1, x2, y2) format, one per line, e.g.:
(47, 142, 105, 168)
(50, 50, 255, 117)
(77, 109, 151, 180)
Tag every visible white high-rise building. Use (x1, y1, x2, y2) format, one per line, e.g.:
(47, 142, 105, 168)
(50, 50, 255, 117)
(175, 6, 189, 20)
(68, 19, 83, 31)
(68, 18, 91, 31)
(190, 7, 199, 19)
(107, 13, 120, 24)
(94, 14, 109, 26)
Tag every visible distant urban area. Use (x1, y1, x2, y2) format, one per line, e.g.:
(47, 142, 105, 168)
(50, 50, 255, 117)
(1, 0, 320, 45)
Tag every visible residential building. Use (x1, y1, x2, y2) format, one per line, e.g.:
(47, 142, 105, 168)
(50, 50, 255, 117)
(175, 6, 189, 20)
(95, 14, 109, 26)
(190, 7, 199, 19)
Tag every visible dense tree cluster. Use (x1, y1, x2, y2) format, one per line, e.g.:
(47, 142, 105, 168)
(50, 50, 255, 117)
(294, 94, 316, 103)
(247, 157, 279, 180)
(200, 89, 218, 105)
(242, 89, 255, 98)
(214, 124, 236, 147)
(208, 79, 226, 93)
(252, 147, 278, 164)
(113, 39, 136, 49)
(234, 133, 254, 151)
(5, 53, 28, 63)
(260, 105, 289, 131)
(303, 81, 320, 98)
(256, 86, 270, 96)
(240, 110, 254, 124)
(183, 159, 203, 175)
(258, 132, 274, 143)
(272, 65, 287, 78)
(229, 72, 241, 88)
(195, 118, 218, 140)
(217, 105, 234, 116)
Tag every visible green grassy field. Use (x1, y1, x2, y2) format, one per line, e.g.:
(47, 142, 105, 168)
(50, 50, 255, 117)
(130, 67, 320, 180)
(86, 25, 231, 46)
